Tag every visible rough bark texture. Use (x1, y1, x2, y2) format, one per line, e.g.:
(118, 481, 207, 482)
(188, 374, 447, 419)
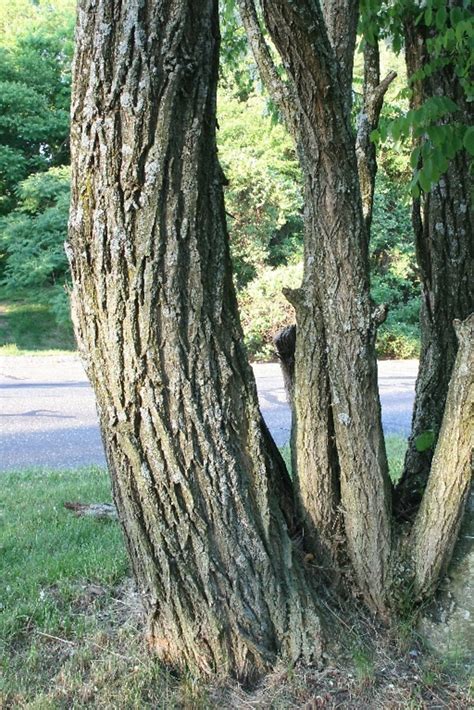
(396, 13, 474, 518)
(355, 41, 396, 233)
(410, 315, 474, 600)
(258, 0, 392, 612)
(321, 0, 358, 114)
(67, 0, 321, 678)
(238, 0, 342, 575)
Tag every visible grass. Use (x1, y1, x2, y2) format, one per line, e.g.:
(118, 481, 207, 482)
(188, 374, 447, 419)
(281, 434, 408, 484)
(1, 444, 471, 707)
(0, 288, 75, 355)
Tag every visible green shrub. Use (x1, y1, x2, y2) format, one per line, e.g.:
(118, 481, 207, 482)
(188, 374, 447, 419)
(218, 91, 303, 286)
(0, 166, 71, 327)
(370, 172, 420, 358)
(238, 262, 302, 360)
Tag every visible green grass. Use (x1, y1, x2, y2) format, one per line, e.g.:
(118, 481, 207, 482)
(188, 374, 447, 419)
(0, 468, 128, 646)
(385, 434, 407, 483)
(1, 445, 471, 708)
(280, 434, 407, 484)
(0, 288, 75, 355)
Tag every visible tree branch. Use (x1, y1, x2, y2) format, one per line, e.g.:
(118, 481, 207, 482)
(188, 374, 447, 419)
(356, 40, 397, 233)
(236, 0, 298, 136)
(410, 313, 474, 600)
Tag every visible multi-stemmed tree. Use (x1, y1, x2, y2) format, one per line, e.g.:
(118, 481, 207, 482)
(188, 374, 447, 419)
(68, 0, 472, 678)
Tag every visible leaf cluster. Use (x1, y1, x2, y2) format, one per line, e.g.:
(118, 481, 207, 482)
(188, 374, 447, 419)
(0, 1, 74, 213)
(0, 166, 71, 325)
(365, 0, 473, 195)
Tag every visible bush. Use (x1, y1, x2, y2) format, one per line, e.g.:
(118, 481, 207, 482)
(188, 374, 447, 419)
(370, 172, 420, 358)
(238, 262, 302, 360)
(218, 91, 303, 287)
(0, 166, 71, 328)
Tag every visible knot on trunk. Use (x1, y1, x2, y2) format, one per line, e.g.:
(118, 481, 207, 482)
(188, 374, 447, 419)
(282, 286, 303, 310)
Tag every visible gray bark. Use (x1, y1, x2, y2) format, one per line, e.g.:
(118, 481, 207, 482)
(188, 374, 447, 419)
(258, 0, 392, 613)
(67, 0, 321, 678)
(410, 315, 474, 599)
(355, 41, 396, 233)
(240, 0, 472, 620)
(395, 13, 474, 518)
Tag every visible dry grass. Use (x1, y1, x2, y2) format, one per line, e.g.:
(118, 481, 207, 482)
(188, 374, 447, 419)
(3, 577, 472, 709)
(1, 467, 472, 708)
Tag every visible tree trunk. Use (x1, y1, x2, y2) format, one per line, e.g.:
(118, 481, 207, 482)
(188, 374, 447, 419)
(410, 315, 473, 600)
(395, 14, 474, 518)
(237, 0, 342, 574)
(259, 0, 392, 613)
(67, 0, 321, 679)
(355, 41, 396, 234)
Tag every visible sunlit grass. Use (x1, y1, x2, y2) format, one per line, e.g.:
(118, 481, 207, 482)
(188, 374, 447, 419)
(0, 288, 75, 354)
(280, 435, 407, 483)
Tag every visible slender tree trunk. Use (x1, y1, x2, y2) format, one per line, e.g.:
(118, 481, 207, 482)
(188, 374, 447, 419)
(237, 0, 342, 573)
(67, 0, 321, 678)
(258, 0, 392, 613)
(395, 15, 474, 518)
(355, 41, 396, 234)
(239, 0, 470, 620)
(410, 315, 473, 599)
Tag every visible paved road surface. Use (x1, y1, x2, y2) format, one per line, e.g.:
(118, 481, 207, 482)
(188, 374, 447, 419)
(0, 355, 418, 471)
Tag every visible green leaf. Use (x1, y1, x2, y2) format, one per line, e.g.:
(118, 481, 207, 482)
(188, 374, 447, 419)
(432, 147, 449, 175)
(418, 170, 433, 193)
(450, 7, 462, 25)
(410, 147, 421, 169)
(426, 125, 444, 146)
(390, 122, 400, 141)
(463, 126, 474, 156)
(435, 6, 447, 30)
(423, 157, 435, 182)
(415, 430, 436, 452)
(370, 128, 380, 144)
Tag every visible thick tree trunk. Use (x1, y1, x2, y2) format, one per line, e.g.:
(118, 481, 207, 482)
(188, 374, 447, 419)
(67, 0, 321, 678)
(410, 315, 473, 600)
(395, 15, 474, 518)
(259, 0, 392, 613)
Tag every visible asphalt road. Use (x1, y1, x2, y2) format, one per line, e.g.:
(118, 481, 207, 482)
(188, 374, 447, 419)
(0, 355, 418, 471)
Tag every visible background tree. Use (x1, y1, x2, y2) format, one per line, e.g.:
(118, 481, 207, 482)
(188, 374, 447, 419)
(0, 1, 74, 215)
(393, 0, 474, 516)
(0, 0, 422, 363)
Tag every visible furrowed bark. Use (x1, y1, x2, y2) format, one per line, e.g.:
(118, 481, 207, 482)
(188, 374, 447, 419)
(260, 0, 392, 612)
(322, 0, 359, 114)
(290, 288, 342, 572)
(410, 314, 474, 600)
(355, 40, 396, 233)
(67, 0, 321, 678)
(395, 13, 474, 518)
(238, 0, 341, 570)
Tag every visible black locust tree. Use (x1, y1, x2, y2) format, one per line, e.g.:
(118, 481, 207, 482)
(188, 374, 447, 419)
(67, 0, 320, 679)
(395, 0, 474, 517)
(67, 0, 473, 679)
(238, 0, 472, 613)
